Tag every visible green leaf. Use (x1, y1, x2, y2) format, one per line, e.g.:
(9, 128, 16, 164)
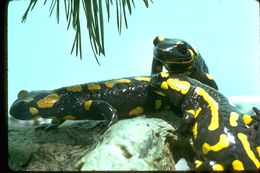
(21, 0, 152, 64)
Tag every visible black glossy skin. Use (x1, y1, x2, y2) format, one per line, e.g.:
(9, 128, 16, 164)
(150, 72, 260, 170)
(10, 77, 169, 129)
(152, 36, 218, 90)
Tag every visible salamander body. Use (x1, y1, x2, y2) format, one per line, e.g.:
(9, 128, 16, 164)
(9, 76, 170, 129)
(150, 72, 260, 170)
(10, 37, 214, 130)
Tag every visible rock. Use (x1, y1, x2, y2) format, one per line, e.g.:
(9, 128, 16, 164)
(76, 116, 177, 171)
(175, 158, 190, 170)
(8, 112, 194, 171)
(8, 120, 106, 171)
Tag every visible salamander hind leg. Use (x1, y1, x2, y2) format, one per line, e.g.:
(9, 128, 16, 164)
(35, 118, 65, 131)
(84, 100, 118, 128)
(177, 110, 196, 136)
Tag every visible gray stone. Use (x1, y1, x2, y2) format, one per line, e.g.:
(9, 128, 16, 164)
(8, 112, 193, 171)
(76, 116, 177, 170)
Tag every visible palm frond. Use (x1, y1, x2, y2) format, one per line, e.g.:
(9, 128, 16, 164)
(21, 0, 152, 64)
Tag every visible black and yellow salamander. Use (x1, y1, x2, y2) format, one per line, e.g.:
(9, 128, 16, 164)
(152, 36, 218, 90)
(150, 72, 260, 170)
(9, 37, 215, 130)
(9, 76, 170, 130)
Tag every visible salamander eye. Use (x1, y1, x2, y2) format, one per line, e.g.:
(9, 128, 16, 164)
(176, 42, 188, 54)
(18, 90, 29, 99)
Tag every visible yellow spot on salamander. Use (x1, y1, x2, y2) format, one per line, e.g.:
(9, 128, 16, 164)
(195, 160, 203, 168)
(205, 73, 214, 80)
(161, 81, 168, 90)
(63, 115, 77, 120)
(186, 109, 195, 115)
(115, 79, 131, 84)
(212, 164, 224, 171)
(193, 122, 198, 139)
(202, 134, 229, 155)
(129, 106, 144, 116)
(232, 159, 244, 170)
(24, 97, 34, 103)
(195, 87, 219, 131)
(29, 107, 38, 115)
(257, 146, 260, 157)
(18, 90, 29, 98)
(158, 35, 165, 42)
(242, 114, 253, 125)
(186, 107, 202, 119)
(84, 100, 92, 111)
(104, 82, 114, 88)
(134, 77, 151, 82)
(105, 79, 131, 88)
(230, 112, 239, 127)
(155, 99, 162, 110)
(87, 83, 101, 90)
(194, 107, 202, 118)
(167, 78, 191, 95)
(37, 93, 60, 109)
(237, 133, 260, 169)
(160, 72, 169, 78)
(154, 90, 166, 96)
(66, 85, 83, 92)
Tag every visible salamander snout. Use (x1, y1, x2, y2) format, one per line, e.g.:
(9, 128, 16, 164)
(10, 90, 41, 120)
(10, 100, 32, 120)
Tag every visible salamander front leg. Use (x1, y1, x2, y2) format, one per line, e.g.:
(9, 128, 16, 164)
(177, 110, 195, 135)
(85, 100, 118, 128)
(35, 118, 65, 131)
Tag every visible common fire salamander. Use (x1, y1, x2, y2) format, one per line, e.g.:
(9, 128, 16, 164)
(150, 72, 260, 170)
(9, 36, 260, 170)
(152, 36, 218, 90)
(9, 77, 170, 130)
(9, 37, 213, 130)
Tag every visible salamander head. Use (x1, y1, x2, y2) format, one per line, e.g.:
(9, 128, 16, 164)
(10, 90, 59, 120)
(150, 72, 192, 107)
(153, 36, 199, 73)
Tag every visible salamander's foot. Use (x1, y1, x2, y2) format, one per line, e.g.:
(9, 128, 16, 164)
(35, 123, 59, 131)
(35, 119, 64, 131)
